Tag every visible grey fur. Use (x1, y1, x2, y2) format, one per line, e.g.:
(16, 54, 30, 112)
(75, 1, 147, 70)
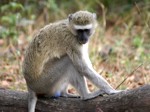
(23, 11, 120, 112)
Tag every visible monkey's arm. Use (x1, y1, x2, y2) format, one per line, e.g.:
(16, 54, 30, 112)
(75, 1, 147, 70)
(67, 46, 117, 94)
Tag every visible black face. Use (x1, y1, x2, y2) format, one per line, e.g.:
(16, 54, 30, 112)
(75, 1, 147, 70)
(76, 29, 91, 44)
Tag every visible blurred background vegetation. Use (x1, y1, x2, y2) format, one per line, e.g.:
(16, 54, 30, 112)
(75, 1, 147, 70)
(0, 0, 150, 93)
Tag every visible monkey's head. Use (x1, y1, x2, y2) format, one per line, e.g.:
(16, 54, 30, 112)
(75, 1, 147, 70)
(68, 11, 97, 44)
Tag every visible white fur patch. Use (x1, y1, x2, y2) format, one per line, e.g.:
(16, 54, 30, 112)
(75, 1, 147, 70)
(81, 43, 92, 68)
(74, 24, 92, 29)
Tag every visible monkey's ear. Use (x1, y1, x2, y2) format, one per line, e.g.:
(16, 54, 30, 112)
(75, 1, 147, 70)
(93, 13, 97, 19)
(68, 14, 73, 21)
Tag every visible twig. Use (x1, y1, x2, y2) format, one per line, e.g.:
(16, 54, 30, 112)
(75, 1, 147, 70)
(115, 64, 143, 89)
(96, 1, 106, 29)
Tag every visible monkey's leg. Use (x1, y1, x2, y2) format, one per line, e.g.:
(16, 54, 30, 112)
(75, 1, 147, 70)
(28, 88, 37, 112)
(41, 56, 80, 98)
(43, 56, 101, 100)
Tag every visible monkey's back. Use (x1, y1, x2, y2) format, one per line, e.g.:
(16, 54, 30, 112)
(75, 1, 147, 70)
(22, 19, 77, 89)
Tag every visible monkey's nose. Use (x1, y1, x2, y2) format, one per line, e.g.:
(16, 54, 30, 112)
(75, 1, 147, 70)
(79, 38, 88, 44)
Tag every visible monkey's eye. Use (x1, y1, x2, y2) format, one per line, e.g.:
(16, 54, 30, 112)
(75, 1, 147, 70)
(84, 29, 90, 32)
(77, 29, 83, 33)
(84, 29, 90, 35)
(77, 29, 90, 33)
(76, 29, 91, 36)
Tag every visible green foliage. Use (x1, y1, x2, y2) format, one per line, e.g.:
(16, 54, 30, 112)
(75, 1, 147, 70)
(0, 0, 149, 44)
(0, 1, 36, 40)
(47, 0, 59, 12)
(1, 13, 21, 26)
(133, 36, 143, 48)
(0, 2, 23, 40)
(1, 2, 23, 12)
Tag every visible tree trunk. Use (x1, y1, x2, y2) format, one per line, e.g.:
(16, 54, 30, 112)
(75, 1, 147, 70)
(0, 85, 150, 112)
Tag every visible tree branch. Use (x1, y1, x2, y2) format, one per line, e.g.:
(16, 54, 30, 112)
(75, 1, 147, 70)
(0, 85, 150, 112)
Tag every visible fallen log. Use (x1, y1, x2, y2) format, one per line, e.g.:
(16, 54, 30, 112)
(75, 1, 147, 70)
(0, 85, 150, 112)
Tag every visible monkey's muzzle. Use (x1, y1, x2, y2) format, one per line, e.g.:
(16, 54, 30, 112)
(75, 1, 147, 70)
(77, 32, 89, 44)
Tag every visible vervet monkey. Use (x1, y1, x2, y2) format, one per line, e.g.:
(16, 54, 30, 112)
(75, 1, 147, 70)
(23, 11, 120, 112)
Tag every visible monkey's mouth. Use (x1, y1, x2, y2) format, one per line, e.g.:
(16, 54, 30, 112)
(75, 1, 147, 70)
(78, 37, 88, 44)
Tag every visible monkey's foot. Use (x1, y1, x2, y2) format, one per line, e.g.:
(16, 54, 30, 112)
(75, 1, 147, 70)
(61, 92, 80, 98)
(102, 89, 124, 95)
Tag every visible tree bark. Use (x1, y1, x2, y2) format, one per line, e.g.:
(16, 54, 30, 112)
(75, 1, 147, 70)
(0, 85, 150, 112)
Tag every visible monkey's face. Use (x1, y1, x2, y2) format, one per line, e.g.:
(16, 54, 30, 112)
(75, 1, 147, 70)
(68, 11, 97, 44)
(75, 28, 92, 44)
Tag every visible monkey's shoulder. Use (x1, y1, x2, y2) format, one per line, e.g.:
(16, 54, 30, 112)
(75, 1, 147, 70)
(43, 19, 68, 32)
